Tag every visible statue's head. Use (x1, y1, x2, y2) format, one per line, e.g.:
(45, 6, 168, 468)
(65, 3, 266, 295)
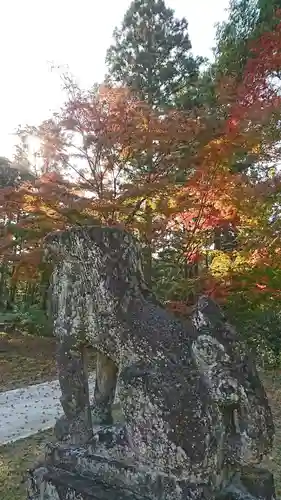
(191, 296, 274, 474)
(44, 225, 148, 309)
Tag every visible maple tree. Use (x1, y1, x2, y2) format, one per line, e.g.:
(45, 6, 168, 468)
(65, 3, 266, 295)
(158, 12, 281, 323)
(2, 33, 279, 298)
(0, 79, 205, 286)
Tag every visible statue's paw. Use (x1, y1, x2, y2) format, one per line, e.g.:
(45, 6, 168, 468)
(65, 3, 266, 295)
(54, 415, 71, 441)
(55, 414, 94, 444)
(90, 405, 113, 426)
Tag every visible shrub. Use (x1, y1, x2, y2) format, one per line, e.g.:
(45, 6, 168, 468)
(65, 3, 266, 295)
(0, 306, 52, 337)
(225, 294, 281, 368)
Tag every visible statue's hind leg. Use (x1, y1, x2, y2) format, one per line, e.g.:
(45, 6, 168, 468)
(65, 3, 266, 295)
(91, 351, 118, 425)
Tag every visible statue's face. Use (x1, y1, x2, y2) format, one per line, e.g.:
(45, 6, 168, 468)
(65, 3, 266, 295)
(192, 334, 242, 407)
(191, 298, 274, 474)
(192, 331, 273, 484)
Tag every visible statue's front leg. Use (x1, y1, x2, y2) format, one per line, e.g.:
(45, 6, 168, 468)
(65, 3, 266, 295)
(55, 332, 93, 445)
(91, 351, 118, 425)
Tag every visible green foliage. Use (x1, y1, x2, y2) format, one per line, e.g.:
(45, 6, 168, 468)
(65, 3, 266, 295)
(215, 0, 281, 78)
(223, 264, 281, 366)
(106, 0, 202, 107)
(18, 305, 52, 337)
(152, 248, 192, 302)
(258, 0, 281, 31)
(226, 294, 281, 367)
(0, 157, 34, 187)
(0, 311, 21, 326)
(215, 0, 259, 78)
(0, 305, 52, 337)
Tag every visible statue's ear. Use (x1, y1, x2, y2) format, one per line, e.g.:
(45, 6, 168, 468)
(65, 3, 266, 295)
(194, 295, 237, 341)
(196, 295, 226, 323)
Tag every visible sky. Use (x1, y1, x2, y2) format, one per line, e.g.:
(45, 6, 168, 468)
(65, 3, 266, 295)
(0, 0, 229, 160)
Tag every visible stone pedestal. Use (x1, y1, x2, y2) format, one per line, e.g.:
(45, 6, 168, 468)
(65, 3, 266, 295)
(27, 426, 276, 500)
(28, 425, 215, 500)
(28, 453, 276, 500)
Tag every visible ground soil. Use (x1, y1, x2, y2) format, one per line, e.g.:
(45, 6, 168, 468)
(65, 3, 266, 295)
(0, 332, 96, 392)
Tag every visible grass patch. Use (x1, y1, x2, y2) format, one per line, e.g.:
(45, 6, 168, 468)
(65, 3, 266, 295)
(0, 332, 96, 392)
(0, 429, 54, 500)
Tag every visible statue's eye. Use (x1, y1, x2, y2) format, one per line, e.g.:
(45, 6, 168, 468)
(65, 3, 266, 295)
(204, 345, 217, 362)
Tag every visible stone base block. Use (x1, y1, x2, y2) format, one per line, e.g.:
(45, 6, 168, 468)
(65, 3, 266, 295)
(27, 439, 276, 500)
(27, 440, 214, 500)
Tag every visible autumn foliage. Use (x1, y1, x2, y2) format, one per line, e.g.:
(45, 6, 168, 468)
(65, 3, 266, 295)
(1, 13, 281, 333)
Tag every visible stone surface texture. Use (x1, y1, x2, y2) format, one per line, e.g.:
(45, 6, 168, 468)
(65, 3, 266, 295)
(27, 225, 276, 499)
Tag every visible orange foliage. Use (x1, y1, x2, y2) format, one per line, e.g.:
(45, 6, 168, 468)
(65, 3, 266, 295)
(3, 14, 281, 290)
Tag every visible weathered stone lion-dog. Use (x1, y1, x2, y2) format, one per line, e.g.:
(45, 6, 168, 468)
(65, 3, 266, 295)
(43, 225, 275, 498)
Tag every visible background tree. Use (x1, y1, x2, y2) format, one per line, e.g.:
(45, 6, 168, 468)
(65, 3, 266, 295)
(106, 0, 204, 280)
(215, 0, 281, 79)
(106, 0, 202, 109)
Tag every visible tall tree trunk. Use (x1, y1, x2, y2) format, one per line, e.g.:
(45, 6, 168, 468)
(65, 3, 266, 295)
(144, 201, 153, 287)
(0, 264, 7, 310)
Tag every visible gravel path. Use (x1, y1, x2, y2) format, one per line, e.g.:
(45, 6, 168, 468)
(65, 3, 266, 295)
(0, 374, 96, 445)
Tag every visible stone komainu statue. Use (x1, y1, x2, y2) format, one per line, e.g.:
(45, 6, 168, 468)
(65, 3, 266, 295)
(27, 225, 276, 500)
